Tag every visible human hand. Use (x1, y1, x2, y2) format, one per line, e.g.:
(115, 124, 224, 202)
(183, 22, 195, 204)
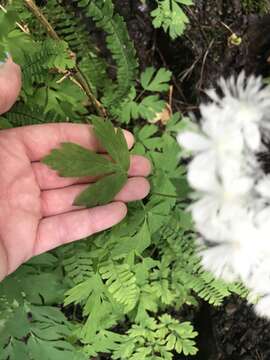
(0, 57, 151, 281)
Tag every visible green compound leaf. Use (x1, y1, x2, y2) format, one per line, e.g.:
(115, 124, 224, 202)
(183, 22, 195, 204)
(91, 116, 130, 172)
(74, 172, 128, 207)
(42, 119, 130, 208)
(138, 95, 166, 120)
(141, 67, 172, 92)
(151, 0, 193, 39)
(42, 142, 117, 177)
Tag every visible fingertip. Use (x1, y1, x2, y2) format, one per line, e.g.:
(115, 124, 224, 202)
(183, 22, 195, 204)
(112, 201, 128, 219)
(141, 178, 151, 198)
(129, 155, 152, 177)
(123, 129, 135, 149)
(115, 177, 150, 202)
(88, 201, 128, 233)
(142, 157, 152, 176)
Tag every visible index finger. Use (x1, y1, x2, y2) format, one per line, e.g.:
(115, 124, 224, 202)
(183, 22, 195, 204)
(13, 123, 134, 161)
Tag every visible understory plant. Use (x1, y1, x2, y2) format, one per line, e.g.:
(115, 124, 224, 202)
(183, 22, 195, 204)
(151, 0, 193, 39)
(0, 1, 247, 359)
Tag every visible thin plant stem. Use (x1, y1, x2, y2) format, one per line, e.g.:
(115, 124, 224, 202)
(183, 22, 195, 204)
(23, 0, 106, 117)
(0, 5, 30, 34)
(152, 192, 179, 198)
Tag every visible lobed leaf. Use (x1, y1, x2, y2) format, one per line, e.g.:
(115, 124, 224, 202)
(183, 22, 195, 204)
(91, 116, 130, 172)
(42, 142, 117, 177)
(141, 67, 172, 92)
(74, 172, 128, 207)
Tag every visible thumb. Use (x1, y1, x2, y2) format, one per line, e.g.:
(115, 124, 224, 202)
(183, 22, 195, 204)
(0, 55, 21, 115)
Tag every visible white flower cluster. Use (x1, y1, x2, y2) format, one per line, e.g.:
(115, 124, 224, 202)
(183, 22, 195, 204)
(177, 72, 270, 318)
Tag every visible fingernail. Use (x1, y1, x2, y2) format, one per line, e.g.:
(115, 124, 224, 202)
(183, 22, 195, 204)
(0, 52, 9, 65)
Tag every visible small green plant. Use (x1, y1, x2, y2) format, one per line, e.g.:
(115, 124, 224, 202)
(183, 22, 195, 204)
(0, 1, 247, 359)
(151, 0, 193, 39)
(120, 66, 172, 123)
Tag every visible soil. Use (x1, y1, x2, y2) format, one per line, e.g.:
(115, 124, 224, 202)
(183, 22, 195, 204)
(113, 1, 270, 359)
(115, 0, 270, 110)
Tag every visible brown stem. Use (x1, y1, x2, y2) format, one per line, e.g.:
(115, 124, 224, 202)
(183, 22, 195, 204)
(23, 0, 106, 117)
(0, 5, 30, 34)
(24, 0, 60, 40)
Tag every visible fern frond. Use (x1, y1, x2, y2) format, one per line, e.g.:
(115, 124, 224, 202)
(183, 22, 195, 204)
(5, 103, 61, 126)
(99, 260, 139, 311)
(83, 330, 124, 357)
(22, 38, 74, 89)
(63, 243, 95, 285)
(78, 53, 112, 97)
(160, 211, 247, 306)
(76, 0, 138, 111)
(43, 0, 96, 58)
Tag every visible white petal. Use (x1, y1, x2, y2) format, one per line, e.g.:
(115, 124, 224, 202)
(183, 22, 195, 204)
(218, 157, 245, 182)
(205, 88, 220, 103)
(256, 176, 270, 198)
(255, 207, 270, 228)
(200, 245, 238, 282)
(201, 111, 221, 138)
(228, 177, 254, 196)
(229, 221, 263, 281)
(187, 152, 218, 192)
(191, 197, 233, 241)
(243, 122, 261, 151)
(202, 113, 245, 156)
(254, 294, 270, 319)
(246, 258, 270, 295)
(177, 131, 210, 152)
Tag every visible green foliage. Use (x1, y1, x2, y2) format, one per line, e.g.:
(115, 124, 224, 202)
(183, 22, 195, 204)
(0, 302, 85, 360)
(91, 117, 130, 172)
(99, 260, 139, 311)
(0, 1, 248, 359)
(59, 120, 246, 357)
(42, 0, 97, 58)
(112, 315, 198, 359)
(42, 142, 118, 178)
(0, 254, 85, 359)
(76, 0, 138, 112)
(75, 171, 127, 207)
(151, 0, 193, 39)
(43, 118, 129, 207)
(141, 67, 172, 92)
(120, 67, 172, 123)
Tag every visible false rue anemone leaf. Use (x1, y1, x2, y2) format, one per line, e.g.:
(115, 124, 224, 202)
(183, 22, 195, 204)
(74, 172, 128, 207)
(91, 116, 130, 172)
(42, 142, 118, 177)
(42, 119, 130, 208)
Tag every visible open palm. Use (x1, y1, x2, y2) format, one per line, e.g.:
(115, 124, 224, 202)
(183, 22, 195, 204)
(0, 59, 151, 280)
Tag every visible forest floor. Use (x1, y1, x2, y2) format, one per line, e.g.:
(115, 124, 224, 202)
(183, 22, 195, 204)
(112, 0, 270, 359)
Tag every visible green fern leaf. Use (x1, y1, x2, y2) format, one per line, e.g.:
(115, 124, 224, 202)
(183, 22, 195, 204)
(76, 0, 138, 110)
(63, 243, 95, 285)
(99, 260, 139, 311)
